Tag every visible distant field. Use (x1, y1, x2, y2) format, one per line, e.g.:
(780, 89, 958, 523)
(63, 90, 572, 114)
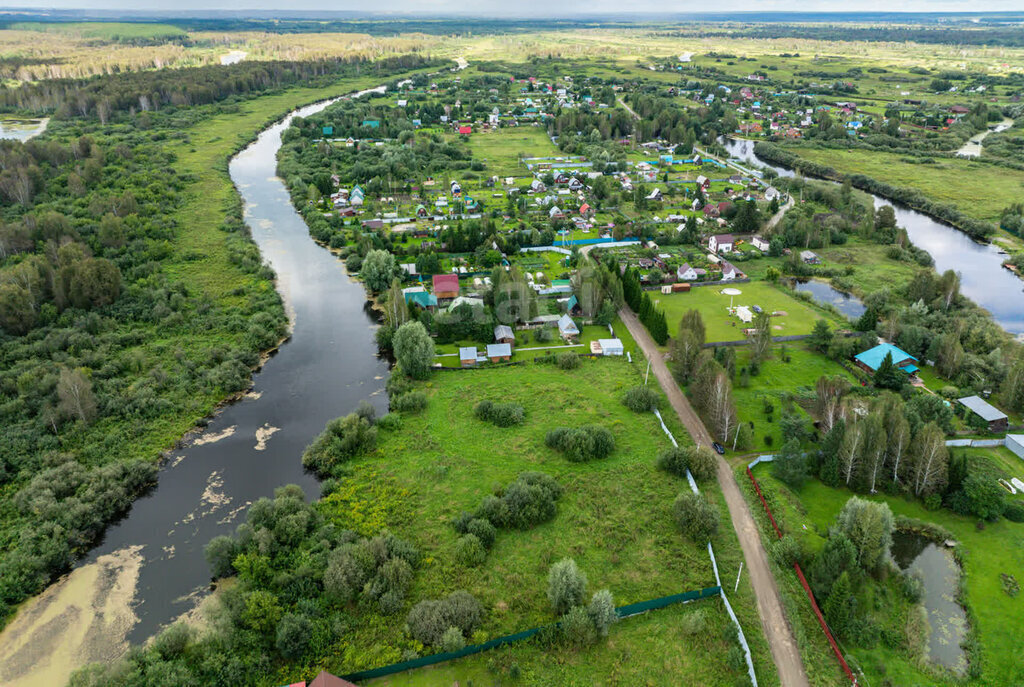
(788, 147, 1024, 225)
(655, 281, 840, 344)
(5, 21, 187, 42)
(467, 126, 559, 176)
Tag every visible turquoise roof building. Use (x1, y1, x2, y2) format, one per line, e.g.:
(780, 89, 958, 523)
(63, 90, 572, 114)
(404, 291, 438, 309)
(854, 343, 919, 374)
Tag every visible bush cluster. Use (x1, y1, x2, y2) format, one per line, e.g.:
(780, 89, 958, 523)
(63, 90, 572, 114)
(546, 558, 617, 646)
(473, 400, 526, 427)
(556, 353, 580, 370)
(656, 445, 717, 482)
(405, 590, 483, 648)
(301, 411, 378, 476)
(622, 385, 659, 413)
(672, 491, 720, 543)
(457, 472, 562, 537)
(545, 425, 615, 462)
(391, 390, 427, 414)
(323, 533, 421, 615)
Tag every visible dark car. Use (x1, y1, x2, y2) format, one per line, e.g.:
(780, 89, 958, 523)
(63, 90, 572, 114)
(712, 442, 725, 455)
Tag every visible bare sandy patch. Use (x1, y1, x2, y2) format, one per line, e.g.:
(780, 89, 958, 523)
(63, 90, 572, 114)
(254, 423, 280, 451)
(191, 424, 236, 446)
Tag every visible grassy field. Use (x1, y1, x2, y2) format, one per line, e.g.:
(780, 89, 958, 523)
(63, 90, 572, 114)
(311, 360, 778, 686)
(655, 281, 842, 344)
(788, 147, 1024, 226)
(730, 345, 857, 454)
(745, 456, 1024, 687)
(468, 127, 559, 177)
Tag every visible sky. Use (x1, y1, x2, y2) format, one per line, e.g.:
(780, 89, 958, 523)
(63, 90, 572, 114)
(0, 2, 1020, 14)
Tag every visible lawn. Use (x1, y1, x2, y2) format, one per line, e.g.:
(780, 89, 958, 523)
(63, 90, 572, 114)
(655, 280, 842, 344)
(730, 345, 857, 454)
(307, 360, 777, 685)
(468, 127, 559, 177)
(745, 458, 1024, 687)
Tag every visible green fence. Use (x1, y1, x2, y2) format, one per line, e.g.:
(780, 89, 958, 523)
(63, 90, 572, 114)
(340, 585, 722, 683)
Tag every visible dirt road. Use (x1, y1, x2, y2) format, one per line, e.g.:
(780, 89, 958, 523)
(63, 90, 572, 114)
(619, 307, 809, 687)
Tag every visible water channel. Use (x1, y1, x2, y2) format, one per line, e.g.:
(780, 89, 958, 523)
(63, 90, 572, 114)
(891, 532, 968, 674)
(792, 279, 866, 319)
(0, 91, 389, 686)
(721, 137, 1024, 335)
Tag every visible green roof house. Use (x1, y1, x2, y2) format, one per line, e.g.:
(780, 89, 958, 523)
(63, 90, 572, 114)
(322, 125, 333, 136)
(361, 120, 380, 129)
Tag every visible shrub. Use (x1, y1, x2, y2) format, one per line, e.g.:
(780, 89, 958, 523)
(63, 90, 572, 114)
(672, 492, 720, 543)
(1004, 502, 1024, 523)
(679, 607, 707, 636)
(545, 425, 615, 462)
(439, 626, 467, 652)
(547, 558, 588, 615)
(301, 412, 377, 475)
(657, 445, 717, 482)
(454, 534, 487, 567)
(152, 623, 193, 660)
(465, 518, 497, 549)
(406, 591, 484, 648)
(392, 391, 427, 413)
(473, 400, 526, 427)
(622, 385, 659, 412)
(276, 613, 313, 660)
(556, 353, 580, 370)
(770, 535, 801, 567)
(376, 413, 403, 431)
(901, 570, 924, 603)
(494, 472, 562, 529)
(204, 535, 238, 578)
(560, 605, 597, 647)
(587, 589, 617, 637)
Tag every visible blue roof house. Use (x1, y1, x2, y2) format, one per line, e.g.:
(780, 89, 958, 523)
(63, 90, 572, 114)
(854, 343, 919, 375)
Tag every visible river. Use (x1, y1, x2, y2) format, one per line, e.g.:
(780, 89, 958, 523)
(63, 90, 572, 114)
(721, 137, 1024, 335)
(0, 92, 389, 686)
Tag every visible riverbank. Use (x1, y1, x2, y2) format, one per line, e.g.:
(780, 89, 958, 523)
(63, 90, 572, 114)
(0, 68, 435, 687)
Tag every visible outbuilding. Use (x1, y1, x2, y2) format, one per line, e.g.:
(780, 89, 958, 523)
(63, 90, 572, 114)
(557, 313, 580, 340)
(597, 338, 624, 356)
(958, 395, 1009, 432)
(460, 347, 478, 367)
(494, 325, 516, 345)
(486, 343, 512, 362)
(1006, 434, 1024, 460)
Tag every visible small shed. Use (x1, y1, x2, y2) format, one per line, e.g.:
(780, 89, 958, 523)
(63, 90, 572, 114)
(557, 313, 580, 340)
(597, 338, 624, 356)
(494, 325, 516, 345)
(958, 396, 1008, 432)
(486, 343, 512, 362)
(460, 347, 478, 367)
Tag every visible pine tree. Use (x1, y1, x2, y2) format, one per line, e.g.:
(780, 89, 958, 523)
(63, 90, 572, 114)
(822, 571, 854, 639)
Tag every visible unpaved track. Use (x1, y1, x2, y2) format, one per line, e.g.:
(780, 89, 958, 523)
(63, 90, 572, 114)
(619, 307, 809, 687)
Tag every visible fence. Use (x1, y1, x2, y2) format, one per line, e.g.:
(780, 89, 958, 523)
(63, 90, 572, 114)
(946, 438, 1005, 448)
(744, 465, 858, 686)
(338, 586, 722, 683)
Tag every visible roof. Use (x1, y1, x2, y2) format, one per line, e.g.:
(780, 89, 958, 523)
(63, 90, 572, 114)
(853, 343, 917, 372)
(494, 324, 515, 340)
(557, 313, 580, 334)
(487, 343, 512, 357)
(567, 294, 579, 311)
(448, 296, 484, 311)
(432, 273, 460, 291)
(598, 338, 623, 350)
(958, 395, 1007, 423)
(405, 291, 437, 308)
(459, 346, 477, 360)
(309, 671, 359, 687)
(712, 233, 734, 243)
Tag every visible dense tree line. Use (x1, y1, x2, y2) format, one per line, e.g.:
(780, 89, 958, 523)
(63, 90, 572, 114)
(0, 54, 438, 121)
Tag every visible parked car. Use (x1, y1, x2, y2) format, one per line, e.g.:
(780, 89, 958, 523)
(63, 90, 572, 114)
(752, 305, 763, 314)
(712, 442, 725, 455)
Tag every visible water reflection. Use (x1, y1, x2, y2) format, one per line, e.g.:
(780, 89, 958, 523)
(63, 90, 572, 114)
(792, 279, 865, 319)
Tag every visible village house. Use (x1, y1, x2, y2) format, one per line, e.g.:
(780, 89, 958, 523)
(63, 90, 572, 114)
(800, 250, 821, 264)
(646, 188, 663, 201)
(695, 175, 710, 191)
(709, 234, 734, 253)
(853, 343, 919, 377)
(432, 273, 460, 300)
(494, 325, 516, 345)
(720, 261, 740, 281)
(486, 343, 512, 362)
(677, 263, 698, 281)
(750, 235, 770, 251)
(460, 346, 478, 367)
(557, 313, 580, 341)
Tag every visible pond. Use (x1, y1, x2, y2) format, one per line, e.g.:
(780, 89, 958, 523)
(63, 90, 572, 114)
(792, 279, 866, 319)
(720, 136, 1024, 335)
(0, 118, 48, 141)
(891, 531, 968, 675)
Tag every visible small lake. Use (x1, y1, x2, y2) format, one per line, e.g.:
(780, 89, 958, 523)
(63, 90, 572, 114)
(721, 136, 1024, 335)
(792, 279, 866, 319)
(0, 118, 48, 141)
(956, 118, 1014, 158)
(891, 532, 968, 674)
(220, 50, 248, 66)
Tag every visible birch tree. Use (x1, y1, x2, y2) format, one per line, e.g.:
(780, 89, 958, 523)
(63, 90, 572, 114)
(885, 404, 911, 485)
(838, 418, 864, 487)
(383, 278, 409, 329)
(861, 414, 887, 494)
(910, 422, 949, 497)
(815, 375, 850, 434)
(57, 366, 97, 423)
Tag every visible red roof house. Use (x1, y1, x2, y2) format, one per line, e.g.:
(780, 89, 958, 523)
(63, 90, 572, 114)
(432, 273, 460, 299)
(309, 671, 359, 687)
(458, 125, 472, 134)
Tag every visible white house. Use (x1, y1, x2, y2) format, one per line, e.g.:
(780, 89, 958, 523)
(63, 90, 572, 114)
(1007, 434, 1024, 460)
(677, 263, 698, 281)
(709, 234, 734, 253)
(721, 261, 739, 281)
(764, 186, 780, 201)
(646, 187, 663, 201)
(750, 235, 770, 251)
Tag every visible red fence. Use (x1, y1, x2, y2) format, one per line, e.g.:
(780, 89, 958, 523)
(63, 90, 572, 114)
(745, 467, 858, 686)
